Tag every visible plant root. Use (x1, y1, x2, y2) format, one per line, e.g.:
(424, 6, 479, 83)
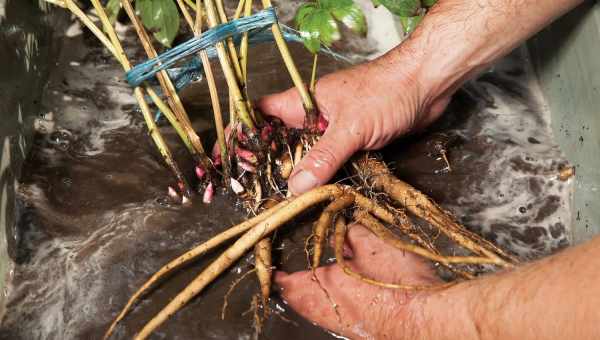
(134, 185, 347, 339)
(221, 268, 257, 320)
(103, 200, 289, 340)
(354, 210, 509, 267)
(312, 194, 355, 268)
(254, 238, 272, 313)
(335, 215, 453, 291)
(354, 156, 518, 266)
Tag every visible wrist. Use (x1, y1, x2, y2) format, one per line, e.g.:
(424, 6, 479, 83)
(417, 283, 483, 340)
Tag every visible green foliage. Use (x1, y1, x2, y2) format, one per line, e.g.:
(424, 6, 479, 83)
(295, 0, 367, 54)
(422, 0, 437, 7)
(136, 0, 181, 48)
(376, 0, 420, 17)
(104, 0, 181, 48)
(371, 0, 437, 34)
(398, 15, 423, 34)
(295, 0, 438, 54)
(105, 0, 121, 24)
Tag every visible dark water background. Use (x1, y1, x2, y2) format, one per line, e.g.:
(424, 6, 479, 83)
(0, 1, 573, 339)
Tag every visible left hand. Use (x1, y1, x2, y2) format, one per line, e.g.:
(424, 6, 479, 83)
(275, 224, 442, 339)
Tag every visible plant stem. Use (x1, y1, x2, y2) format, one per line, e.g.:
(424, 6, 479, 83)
(184, 0, 197, 10)
(177, 0, 195, 28)
(71, 0, 192, 195)
(214, 0, 245, 82)
(87, 0, 197, 157)
(120, 0, 212, 171)
(260, 0, 317, 128)
(182, 0, 231, 180)
(310, 53, 318, 93)
(240, 0, 251, 82)
(204, 0, 256, 131)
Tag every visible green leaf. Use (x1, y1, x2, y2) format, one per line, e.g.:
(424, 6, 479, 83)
(320, 0, 353, 9)
(330, 3, 367, 36)
(297, 8, 341, 54)
(378, 0, 421, 17)
(295, 3, 318, 27)
(105, 0, 121, 24)
(422, 0, 437, 7)
(136, 0, 180, 47)
(399, 15, 423, 34)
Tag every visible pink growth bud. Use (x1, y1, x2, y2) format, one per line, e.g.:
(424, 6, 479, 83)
(317, 114, 329, 133)
(261, 124, 273, 142)
(168, 186, 180, 200)
(195, 165, 206, 180)
(230, 178, 245, 195)
(271, 141, 277, 152)
(236, 125, 247, 143)
(203, 182, 214, 204)
(238, 161, 256, 173)
(178, 181, 185, 192)
(235, 147, 257, 164)
(213, 154, 222, 167)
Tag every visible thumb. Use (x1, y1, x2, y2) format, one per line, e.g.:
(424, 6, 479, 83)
(288, 125, 359, 195)
(256, 87, 306, 129)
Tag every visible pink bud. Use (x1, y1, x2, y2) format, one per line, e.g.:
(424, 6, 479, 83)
(235, 147, 257, 164)
(271, 141, 277, 152)
(238, 161, 256, 173)
(317, 114, 329, 133)
(195, 165, 206, 179)
(230, 178, 245, 195)
(203, 182, 214, 204)
(178, 181, 185, 192)
(261, 124, 273, 142)
(236, 125, 247, 143)
(168, 186, 179, 200)
(213, 154, 222, 167)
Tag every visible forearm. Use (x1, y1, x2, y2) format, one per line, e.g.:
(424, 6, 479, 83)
(381, 0, 585, 103)
(423, 236, 600, 339)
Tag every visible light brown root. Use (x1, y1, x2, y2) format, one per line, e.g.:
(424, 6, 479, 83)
(254, 238, 272, 314)
(355, 157, 517, 266)
(221, 268, 257, 320)
(334, 216, 452, 290)
(354, 210, 508, 266)
(134, 185, 346, 340)
(312, 194, 355, 268)
(104, 200, 289, 340)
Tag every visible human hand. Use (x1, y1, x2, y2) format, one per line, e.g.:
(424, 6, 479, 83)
(275, 223, 443, 339)
(257, 56, 452, 195)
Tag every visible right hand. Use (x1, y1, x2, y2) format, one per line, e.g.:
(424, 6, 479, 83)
(257, 53, 452, 195)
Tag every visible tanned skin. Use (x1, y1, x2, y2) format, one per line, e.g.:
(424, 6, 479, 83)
(257, 0, 593, 339)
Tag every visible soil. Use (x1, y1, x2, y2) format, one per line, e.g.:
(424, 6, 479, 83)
(0, 2, 573, 340)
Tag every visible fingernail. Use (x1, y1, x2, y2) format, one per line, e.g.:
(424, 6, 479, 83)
(289, 170, 318, 195)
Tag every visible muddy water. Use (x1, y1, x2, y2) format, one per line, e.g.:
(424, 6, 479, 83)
(0, 3, 573, 340)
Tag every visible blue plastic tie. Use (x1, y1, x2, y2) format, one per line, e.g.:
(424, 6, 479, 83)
(127, 8, 277, 87)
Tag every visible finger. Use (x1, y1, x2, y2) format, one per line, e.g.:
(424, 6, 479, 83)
(345, 224, 440, 282)
(288, 125, 359, 195)
(256, 87, 306, 128)
(274, 267, 357, 336)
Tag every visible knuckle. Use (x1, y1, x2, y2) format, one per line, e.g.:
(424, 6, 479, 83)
(305, 145, 339, 170)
